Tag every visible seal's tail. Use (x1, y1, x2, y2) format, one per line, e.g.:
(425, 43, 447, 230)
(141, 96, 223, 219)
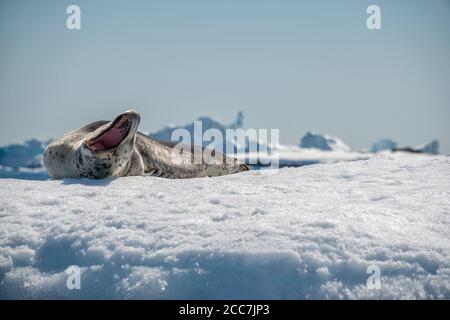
(239, 163, 250, 172)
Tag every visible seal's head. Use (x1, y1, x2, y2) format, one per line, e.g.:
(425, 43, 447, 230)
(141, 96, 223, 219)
(44, 110, 141, 179)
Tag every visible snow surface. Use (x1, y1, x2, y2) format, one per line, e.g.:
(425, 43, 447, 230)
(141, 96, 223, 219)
(0, 154, 449, 299)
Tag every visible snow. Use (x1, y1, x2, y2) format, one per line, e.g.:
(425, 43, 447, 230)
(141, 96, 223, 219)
(0, 154, 449, 299)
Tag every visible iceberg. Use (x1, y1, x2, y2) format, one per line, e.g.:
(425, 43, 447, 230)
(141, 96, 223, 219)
(150, 111, 268, 154)
(414, 140, 439, 155)
(371, 139, 397, 153)
(300, 132, 351, 152)
(0, 139, 48, 169)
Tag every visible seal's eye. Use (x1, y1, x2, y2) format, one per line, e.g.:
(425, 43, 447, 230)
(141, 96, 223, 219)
(85, 115, 131, 151)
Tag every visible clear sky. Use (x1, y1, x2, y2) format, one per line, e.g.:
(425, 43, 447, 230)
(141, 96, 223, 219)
(1, 0, 449, 152)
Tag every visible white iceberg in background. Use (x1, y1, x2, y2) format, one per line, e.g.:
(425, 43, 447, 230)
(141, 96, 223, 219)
(150, 111, 268, 154)
(150, 116, 228, 143)
(230, 111, 244, 129)
(370, 139, 440, 155)
(0, 139, 47, 169)
(150, 111, 244, 144)
(371, 139, 397, 153)
(0, 139, 50, 180)
(299, 132, 351, 152)
(414, 140, 439, 155)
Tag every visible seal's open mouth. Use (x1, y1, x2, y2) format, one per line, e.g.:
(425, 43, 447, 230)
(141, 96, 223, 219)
(85, 115, 132, 151)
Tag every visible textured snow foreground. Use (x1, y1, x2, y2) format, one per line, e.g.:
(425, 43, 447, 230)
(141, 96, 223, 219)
(0, 154, 449, 299)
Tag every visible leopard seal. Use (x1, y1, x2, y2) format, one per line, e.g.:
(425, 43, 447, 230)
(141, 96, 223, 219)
(43, 110, 249, 179)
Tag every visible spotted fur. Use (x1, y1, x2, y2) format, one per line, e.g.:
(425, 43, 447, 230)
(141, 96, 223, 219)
(43, 110, 249, 179)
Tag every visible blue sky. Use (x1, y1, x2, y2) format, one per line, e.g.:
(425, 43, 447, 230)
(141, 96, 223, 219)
(1, 0, 449, 152)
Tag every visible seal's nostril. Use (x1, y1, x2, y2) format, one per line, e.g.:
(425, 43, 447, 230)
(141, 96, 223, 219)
(121, 110, 140, 123)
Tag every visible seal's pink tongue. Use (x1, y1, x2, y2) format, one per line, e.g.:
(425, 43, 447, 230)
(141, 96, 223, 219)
(86, 116, 131, 151)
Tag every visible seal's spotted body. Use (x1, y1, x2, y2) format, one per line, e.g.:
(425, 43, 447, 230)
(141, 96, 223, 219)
(43, 110, 249, 179)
